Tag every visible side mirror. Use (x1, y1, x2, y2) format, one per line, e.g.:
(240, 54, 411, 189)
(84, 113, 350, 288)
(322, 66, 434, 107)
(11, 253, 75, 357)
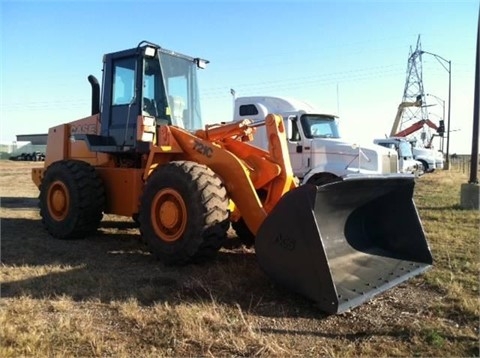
(286, 115, 298, 141)
(195, 58, 209, 69)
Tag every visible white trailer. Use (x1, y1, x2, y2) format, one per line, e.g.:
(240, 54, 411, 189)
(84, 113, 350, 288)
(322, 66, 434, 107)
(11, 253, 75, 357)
(233, 96, 401, 185)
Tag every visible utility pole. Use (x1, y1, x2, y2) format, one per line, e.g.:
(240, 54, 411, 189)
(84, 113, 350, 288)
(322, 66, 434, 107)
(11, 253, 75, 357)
(460, 8, 479, 209)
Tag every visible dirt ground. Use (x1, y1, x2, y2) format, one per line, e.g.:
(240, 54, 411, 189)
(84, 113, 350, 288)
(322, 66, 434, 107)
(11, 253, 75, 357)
(1, 160, 478, 357)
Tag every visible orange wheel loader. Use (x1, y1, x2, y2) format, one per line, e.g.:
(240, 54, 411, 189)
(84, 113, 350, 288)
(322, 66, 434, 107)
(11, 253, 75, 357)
(31, 41, 433, 314)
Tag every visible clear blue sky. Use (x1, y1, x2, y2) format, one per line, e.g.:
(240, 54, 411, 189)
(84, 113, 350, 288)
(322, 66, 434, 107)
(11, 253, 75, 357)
(1, 0, 478, 154)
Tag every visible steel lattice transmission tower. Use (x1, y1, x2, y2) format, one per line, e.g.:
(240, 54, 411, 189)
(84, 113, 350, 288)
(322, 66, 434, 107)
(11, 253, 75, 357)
(399, 35, 431, 145)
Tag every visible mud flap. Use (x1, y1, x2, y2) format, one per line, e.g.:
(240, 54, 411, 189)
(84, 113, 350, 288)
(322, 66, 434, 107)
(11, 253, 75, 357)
(255, 175, 433, 314)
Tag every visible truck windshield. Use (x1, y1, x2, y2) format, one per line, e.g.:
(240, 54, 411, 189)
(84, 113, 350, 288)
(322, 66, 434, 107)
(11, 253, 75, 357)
(398, 141, 414, 157)
(300, 115, 340, 139)
(156, 52, 203, 130)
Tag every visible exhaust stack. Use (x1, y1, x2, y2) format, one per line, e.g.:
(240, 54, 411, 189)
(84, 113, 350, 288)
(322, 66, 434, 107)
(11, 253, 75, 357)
(88, 75, 100, 115)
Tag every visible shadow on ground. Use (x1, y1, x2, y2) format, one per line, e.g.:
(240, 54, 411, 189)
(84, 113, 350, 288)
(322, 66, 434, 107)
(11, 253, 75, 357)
(0, 217, 325, 319)
(1, 197, 39, 210)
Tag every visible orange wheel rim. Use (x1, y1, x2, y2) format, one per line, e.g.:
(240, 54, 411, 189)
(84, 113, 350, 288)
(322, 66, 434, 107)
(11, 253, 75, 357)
(47, 180, 70, 221)
(151, 188, 187, 242)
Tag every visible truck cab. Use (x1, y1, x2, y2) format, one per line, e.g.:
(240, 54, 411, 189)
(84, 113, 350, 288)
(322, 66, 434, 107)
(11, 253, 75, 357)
(234, 96, 399, 185)
(374, 138, 423, 176)
(408, 139, 442, 172)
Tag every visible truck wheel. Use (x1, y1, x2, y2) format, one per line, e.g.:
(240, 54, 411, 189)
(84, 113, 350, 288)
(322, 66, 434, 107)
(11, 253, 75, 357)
(139, 161, 229, 265)
(39, 160, 105, 239)
(231, 219, 255, 248)
(419, 160, 432, 173)
(306, 173, 342, 186)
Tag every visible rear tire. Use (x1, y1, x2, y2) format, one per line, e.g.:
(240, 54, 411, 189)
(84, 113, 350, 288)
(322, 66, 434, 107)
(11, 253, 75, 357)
(139, 161, 229, 265)
(39, 160, 105, 239)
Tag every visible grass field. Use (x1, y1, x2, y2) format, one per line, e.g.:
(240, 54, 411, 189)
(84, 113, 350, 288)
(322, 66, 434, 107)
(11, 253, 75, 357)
(1, 160, 478, 357)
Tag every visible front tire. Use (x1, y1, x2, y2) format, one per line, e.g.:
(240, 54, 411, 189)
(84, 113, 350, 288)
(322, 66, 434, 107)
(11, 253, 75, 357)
(139, 161, 229, 265)
(39, 160, 105, 239)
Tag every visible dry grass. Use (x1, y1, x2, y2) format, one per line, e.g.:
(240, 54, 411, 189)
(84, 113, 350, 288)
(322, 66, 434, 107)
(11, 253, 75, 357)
(1, 160, 479, 357)
(414, 169, 480, 322)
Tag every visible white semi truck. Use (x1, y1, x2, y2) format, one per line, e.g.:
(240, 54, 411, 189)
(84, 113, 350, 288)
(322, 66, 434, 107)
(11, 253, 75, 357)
(412, 146, 439, 172)
(408, 138, 444, 172)
(373, 137, 424, 176)
(233, 96, 406, 185)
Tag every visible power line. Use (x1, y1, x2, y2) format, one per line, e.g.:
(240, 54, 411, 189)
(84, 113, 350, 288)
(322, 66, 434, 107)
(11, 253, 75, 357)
(202, 66, 405, 99)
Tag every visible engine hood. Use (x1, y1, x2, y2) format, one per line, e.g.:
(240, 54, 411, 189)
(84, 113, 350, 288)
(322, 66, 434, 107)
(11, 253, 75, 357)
(305, 138, 398, 176)
(309, 138, 396, 156)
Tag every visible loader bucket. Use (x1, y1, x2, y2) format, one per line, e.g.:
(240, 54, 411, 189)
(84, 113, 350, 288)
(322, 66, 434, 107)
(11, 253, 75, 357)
(255, 175, 432, 314)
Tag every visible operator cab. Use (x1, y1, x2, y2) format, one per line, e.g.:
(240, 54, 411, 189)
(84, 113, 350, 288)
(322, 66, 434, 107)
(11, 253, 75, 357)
(139, 48, 205, 129)
(82, 41, 208, 153)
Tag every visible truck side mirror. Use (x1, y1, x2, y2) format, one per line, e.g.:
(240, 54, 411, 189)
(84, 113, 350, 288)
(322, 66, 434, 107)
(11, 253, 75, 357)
(286, 116, 294, 139)
(287, 115, 299, 142)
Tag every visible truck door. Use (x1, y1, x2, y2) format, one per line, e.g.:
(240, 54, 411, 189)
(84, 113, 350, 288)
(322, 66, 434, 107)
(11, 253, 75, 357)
(286, 117, 309, 176)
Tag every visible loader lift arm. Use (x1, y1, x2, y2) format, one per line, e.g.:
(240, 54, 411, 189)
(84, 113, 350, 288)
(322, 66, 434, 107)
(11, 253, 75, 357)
(151, 114, 296, 235)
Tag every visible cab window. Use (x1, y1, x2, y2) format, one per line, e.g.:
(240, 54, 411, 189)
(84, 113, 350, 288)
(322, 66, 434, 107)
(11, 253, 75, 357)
(112, 57, 135, 105)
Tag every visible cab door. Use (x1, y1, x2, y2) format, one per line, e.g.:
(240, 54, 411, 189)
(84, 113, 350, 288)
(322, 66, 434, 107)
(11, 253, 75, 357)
(101, 55, 142, 148)
(286, 117, 309, 176)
